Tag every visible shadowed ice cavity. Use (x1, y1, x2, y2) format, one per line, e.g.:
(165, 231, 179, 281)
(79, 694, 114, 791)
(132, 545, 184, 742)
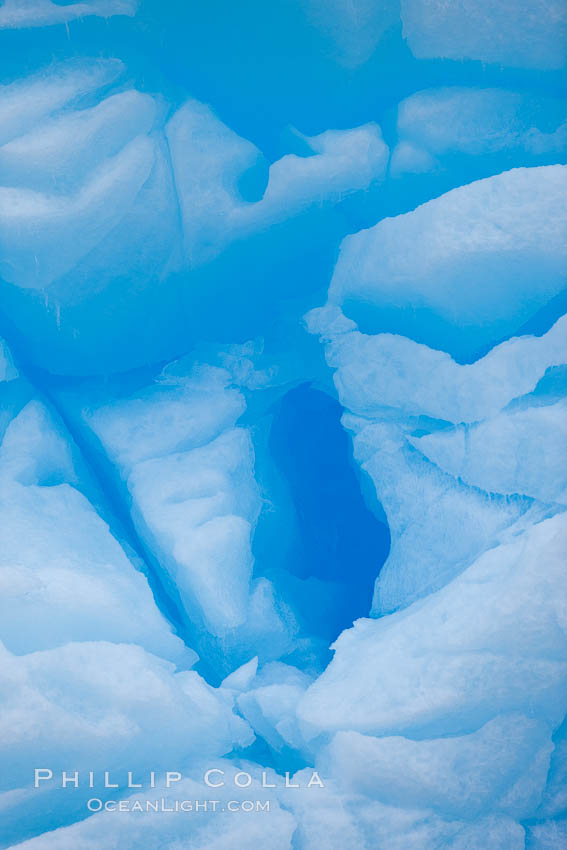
(254, 383, 390, 646)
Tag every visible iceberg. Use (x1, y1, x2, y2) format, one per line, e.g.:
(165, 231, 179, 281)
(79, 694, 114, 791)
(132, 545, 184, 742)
(1, 0, 567, 847)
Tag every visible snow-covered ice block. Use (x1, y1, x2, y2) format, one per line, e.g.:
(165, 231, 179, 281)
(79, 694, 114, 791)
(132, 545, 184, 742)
(237, 662, 313, 753)
(307, 306, 567, 424)
(0, 644, 251, 844)
(298, 513, 567, 738)
(0, 642, 250, 787)
(0, 482, 192, 661)
(281, 775, 525, 850)
(0, 60, 124, 147)
(221, 656, 259, 691)
(167, 99, 389, 265)
(0, 0, 138, 30)
(8, 763, 295, 850)
(89, 366, 245, 470)
(0, 91, 158, 192)
(0, 135, 162, 291)
(0, 61, 182, 374)
(301, 0, 400, 67)
(392, 87, 567, 175)
(0, 401, 191, 663)
(346, 416, 553, 614)
(0, 339, 18, 383)
(412, 399, 567, 504)
(310, 307, 562, 612)
(401, 0, 567, 69)
(319, 714, 553, 819)
(82, 364, 297, 667)
(525, 820, 567, 849)
(328, 166, 567, 358)
(87, 367, 259, 636)
(130, 428, 259, 635)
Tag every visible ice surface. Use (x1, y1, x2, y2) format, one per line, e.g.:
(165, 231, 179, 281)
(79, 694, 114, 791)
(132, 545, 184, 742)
(0, 0, 138, 29)
(167, 99, 389, 266)
(0, 645, 251, 846)
(2, 2, 567, 847)
(537, 719, 567, 819)
(397, 88, 567, 158)
(0, 399, 192, 662)
(298, 513, 567, 737)
(129, 428, 259, 634)
(0, 339, 18, 382)
(0, 135, 159, 290)
(9, 764, 296, 850)
(0, 91, 158, 192)
(328, 166, 567, 359)
(0, 61, 124, 147)
(0, 374, 252, 843)
(391, 87, 567, 178)
(86, 369, 258, 638)
(221, 656, 259, 691)
(237, 662, 313, 754)
(308, 306, 562, 611)
(1, 643, 250, 788)
(280, 773, 526, 850)
(307, 306, 567, 424)
(88, 366, 246, 470)
(302, 0, 399, 67)
(412, 399, 567, 504)
(389, 140, 436, 176)
(319, 714, 553, 819)
(0, 73, 389, 375)
(0, 480, 192, 660)
(526, 821, 567, 849)
(81, 363, 298, 672)
(347, 415, 553, 613)
(401, 0, 567, 69)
